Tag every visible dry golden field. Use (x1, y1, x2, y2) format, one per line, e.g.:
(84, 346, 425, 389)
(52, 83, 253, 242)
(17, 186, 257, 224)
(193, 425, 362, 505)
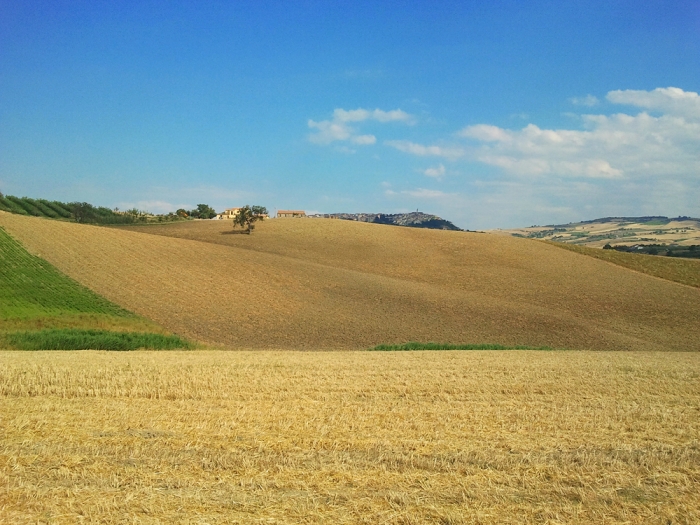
(1, 350, 699, 524)
(1, 211, 699, 350)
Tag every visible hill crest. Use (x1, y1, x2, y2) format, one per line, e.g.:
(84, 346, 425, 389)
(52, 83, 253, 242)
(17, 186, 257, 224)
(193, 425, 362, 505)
(312, 211, 462, 230)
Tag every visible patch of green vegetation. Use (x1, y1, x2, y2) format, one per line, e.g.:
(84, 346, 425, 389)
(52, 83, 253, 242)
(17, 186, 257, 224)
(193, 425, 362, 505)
(0, 194, 184, 224)
(0, 196, 28, 215)
(0, 227, 134, 320)
(0, 193, 228, 225)
(370, 342, 552, 351)
(4, 329, 191, 350)
(0, 227, 192, 347)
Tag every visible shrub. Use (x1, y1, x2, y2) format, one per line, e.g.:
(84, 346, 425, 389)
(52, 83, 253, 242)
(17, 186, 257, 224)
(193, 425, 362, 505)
(5, 329, 192, 350)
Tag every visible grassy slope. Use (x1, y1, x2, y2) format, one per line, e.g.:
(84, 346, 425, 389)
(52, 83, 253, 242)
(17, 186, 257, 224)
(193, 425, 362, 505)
(3, 212, 700, 350)
(0, 226, 147, 330)
(0, 224, 184, 349)
(546, 241, 700, 289)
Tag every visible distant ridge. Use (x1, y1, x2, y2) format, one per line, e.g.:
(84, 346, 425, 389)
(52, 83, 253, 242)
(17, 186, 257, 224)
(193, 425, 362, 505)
(547, 216, 700, 228)
(315, 212, 462, 231)
(499, 215, 700, 258)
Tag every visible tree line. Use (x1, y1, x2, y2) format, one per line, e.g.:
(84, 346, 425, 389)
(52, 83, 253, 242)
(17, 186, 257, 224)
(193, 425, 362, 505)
(0, 192, 268, 230)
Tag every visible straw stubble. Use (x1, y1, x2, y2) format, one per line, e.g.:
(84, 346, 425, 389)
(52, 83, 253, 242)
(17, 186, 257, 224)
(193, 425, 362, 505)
(1, 350, 699, 523)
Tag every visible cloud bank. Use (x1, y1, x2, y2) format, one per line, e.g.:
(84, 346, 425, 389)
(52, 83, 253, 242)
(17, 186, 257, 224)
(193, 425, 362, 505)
(458, 87, 700, 182)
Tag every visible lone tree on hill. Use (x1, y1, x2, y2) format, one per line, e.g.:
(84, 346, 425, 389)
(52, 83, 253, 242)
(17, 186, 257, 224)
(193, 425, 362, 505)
(233, 205, 267, 234)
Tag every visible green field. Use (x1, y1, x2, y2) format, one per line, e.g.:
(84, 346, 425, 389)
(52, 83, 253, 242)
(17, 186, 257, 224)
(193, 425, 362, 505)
(0, 227, 189, 349)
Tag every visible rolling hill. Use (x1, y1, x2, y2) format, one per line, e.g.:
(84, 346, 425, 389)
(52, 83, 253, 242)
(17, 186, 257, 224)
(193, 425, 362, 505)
(496, 216, 700, 250)
(2, 211, 699, 351)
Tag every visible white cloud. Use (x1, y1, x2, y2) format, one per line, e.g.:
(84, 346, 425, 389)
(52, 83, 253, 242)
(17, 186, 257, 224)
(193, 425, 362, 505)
(308, 107, 413, 146)
(570, 94, 599, 107)
(333, 108, 413, 123)
(334, 145, 357, 154)
(402, 188, 449, 198)
(307, 119, 351, 144)
(424, 164, 445, 178)
(385, 140, 465, 160)
(458, 87, 700, 181)
(352, 134, 377, 145)
(606, 87, 700, 120)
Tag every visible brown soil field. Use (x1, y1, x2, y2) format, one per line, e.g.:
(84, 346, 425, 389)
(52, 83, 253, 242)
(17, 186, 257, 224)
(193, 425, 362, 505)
(1, 212, 700, 350)
(2, 350, 699, 524)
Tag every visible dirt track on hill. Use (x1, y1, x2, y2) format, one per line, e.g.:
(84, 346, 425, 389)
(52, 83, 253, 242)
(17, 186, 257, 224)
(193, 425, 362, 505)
(2, 212, 700, 350)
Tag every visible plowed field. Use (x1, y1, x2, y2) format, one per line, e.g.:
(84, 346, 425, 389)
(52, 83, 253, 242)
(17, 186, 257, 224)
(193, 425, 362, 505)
(1, 211, 699, 350)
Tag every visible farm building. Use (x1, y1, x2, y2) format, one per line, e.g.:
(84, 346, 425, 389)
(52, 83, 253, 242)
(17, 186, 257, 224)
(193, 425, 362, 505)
(217, 208, 241, 220)
(277, 210, 306, 218)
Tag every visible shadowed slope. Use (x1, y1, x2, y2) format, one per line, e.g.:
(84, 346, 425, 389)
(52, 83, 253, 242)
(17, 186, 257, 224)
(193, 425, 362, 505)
(2, 212, 699, 350)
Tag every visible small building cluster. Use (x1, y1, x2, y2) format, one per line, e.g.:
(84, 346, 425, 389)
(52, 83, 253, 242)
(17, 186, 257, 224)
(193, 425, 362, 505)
(215, 207, 303, 220)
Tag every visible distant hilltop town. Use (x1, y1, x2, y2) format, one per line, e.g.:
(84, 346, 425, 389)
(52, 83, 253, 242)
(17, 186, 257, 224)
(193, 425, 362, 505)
(308, 211, 462, 231)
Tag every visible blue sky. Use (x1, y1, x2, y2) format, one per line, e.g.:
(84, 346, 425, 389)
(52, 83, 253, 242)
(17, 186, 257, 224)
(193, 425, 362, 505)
(1, 1, 698, 229)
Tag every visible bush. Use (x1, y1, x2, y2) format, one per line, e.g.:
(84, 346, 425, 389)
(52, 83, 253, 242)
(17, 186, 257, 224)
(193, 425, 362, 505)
(40, 200, 72, 218)
(5, 329, 192, 350)
(3, 196, 29, 215)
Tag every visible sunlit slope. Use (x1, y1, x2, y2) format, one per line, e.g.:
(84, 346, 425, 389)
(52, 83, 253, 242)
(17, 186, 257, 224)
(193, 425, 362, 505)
(3, 212, 699, 350)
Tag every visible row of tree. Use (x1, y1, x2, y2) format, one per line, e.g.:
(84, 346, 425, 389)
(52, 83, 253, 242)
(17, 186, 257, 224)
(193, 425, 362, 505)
(1, 191, 269, 231)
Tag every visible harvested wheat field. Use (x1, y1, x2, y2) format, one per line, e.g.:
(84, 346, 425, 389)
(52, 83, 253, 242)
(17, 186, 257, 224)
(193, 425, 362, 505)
(1, 350, 699, 524)
(1, 211, 700, 350)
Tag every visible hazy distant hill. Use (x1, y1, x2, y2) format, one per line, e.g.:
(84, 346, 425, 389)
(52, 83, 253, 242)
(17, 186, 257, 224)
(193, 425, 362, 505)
(495, 216, 700, 257)
(315, 211, 462, 230)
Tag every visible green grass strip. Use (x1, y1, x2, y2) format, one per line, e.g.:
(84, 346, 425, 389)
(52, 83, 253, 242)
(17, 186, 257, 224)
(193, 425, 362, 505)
(370, 341, 552, 351)
(5, 329, 192, 350)
(0, 227, 136, 319)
